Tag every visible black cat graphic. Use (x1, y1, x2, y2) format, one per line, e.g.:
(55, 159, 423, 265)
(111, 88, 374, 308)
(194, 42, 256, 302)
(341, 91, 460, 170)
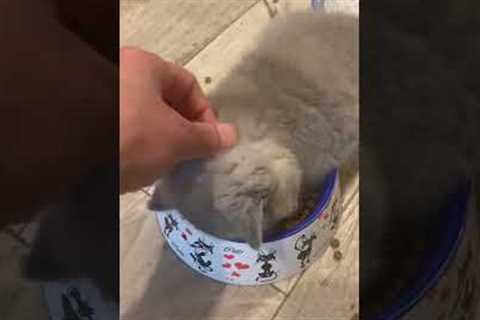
(294, 233, 317, 268)
(62, 294, 81, 320)
(61, 287, 94, 320)
(190, 238, 215, 273)
(255, 250, 278, 282)
(163, 214, 179, 238)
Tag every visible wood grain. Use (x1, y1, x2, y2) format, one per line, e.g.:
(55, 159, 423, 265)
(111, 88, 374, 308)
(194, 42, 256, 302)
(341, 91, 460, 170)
(120, 0, 259, 65)
(324, 0, 359, 16)
(120, 191, 149, 223)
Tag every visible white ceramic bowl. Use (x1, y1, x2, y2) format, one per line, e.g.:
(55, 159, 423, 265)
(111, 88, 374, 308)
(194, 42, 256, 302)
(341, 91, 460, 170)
(153, 169, 342, 285)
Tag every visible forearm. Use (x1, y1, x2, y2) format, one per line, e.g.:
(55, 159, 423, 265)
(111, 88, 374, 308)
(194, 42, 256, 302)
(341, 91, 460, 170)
(0, 1, 117, 222)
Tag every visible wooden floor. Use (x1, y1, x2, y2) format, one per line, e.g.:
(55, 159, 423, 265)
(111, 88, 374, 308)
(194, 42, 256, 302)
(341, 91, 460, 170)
(120, 1, 359, 320)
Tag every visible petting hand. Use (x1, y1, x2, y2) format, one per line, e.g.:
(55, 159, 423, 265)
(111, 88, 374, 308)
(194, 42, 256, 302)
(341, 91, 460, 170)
(120, 47, 237, 193)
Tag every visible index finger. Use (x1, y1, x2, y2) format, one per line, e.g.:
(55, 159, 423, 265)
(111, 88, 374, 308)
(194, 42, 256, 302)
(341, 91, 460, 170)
(159, 60, 217, 124)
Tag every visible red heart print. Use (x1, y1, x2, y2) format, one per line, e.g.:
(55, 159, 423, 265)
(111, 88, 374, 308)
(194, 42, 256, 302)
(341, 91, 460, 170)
(186, 228, 192, 235)
(222, 263, 231, 269)
(224, 254, 235, 260)
(232, 271, 240, 277)
(181, 233, 187, 241)
(234, 262, 250, 270)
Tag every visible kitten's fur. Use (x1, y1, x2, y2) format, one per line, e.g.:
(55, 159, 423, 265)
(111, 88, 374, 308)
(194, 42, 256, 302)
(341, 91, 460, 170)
(149, 12, 359, 249)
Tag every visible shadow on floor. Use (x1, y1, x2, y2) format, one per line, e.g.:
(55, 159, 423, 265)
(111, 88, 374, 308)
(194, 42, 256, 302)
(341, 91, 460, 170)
(124, 241, 226, 320)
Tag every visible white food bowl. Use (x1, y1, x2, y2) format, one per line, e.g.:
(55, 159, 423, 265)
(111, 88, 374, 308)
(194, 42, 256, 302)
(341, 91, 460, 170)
(153, 169, 342, 285)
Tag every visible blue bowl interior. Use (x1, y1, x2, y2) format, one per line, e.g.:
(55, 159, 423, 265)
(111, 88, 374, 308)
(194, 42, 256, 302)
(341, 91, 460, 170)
(373, 178, 472, 320)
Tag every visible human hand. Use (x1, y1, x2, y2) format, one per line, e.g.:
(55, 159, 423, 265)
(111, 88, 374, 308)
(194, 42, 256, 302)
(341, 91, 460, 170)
(120, 47, 237, 193)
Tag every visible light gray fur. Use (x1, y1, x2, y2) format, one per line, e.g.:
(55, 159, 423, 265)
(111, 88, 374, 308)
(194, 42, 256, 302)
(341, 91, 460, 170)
(149, 12, 358, 249)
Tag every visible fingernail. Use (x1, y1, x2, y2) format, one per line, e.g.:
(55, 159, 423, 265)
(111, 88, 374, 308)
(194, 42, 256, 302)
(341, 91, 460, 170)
(216, 123, 237, 148)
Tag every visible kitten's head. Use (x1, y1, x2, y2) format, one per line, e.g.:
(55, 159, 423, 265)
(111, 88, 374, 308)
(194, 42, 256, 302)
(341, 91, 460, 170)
(149, 139, 302, 249)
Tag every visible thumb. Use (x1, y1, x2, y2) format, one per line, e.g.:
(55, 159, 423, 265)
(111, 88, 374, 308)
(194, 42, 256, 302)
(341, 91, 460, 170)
(177, 122, 237, 159)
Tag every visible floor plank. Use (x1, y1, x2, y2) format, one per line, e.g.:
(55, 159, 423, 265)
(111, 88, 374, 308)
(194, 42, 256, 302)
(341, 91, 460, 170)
(120, 197, 285, 320)
(324, 0, 359, 16)
(120, 0, 259, 65)
(275, 0, 312, 14)
(183, 1, 279, 93)
(120, 191, 150, 223)
(120, 193, 151, 265)
(183, 0, 359, 103)
(271, 272, 303, 295)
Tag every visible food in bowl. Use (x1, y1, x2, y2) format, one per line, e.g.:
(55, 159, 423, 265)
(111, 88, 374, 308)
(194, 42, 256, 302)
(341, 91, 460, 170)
(275, 191, 321, 232)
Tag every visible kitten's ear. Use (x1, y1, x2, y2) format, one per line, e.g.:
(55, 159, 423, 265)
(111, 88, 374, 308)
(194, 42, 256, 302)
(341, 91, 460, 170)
(244, 200, 264, 250)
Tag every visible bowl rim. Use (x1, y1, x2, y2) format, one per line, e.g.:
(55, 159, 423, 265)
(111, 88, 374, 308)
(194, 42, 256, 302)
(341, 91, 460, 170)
(373, 178, 472, 320)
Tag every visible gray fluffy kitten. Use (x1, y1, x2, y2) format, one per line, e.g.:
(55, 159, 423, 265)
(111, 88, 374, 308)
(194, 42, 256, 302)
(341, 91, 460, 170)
(150, 12, 359, 249)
